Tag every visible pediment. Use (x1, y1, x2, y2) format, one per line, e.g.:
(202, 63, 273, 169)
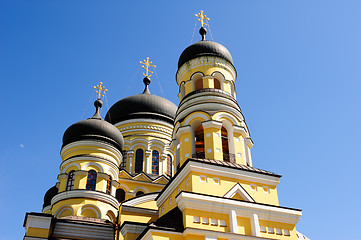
(223, 183, 255, 202)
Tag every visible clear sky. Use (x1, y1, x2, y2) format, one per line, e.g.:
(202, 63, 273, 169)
(1, 1, 360, 239)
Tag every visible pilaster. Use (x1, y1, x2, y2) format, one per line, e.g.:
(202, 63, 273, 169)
(202, 121, 222, 160)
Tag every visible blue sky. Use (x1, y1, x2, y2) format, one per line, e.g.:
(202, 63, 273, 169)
(1, 1, 361, 239)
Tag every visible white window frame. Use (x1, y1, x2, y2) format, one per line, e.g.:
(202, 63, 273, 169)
(250, 184, 257, 191)
(200, 175, 207, 183)
(193, 216, 200, 223)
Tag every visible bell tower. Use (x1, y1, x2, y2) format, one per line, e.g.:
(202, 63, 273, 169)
(172, 11, 253, 170)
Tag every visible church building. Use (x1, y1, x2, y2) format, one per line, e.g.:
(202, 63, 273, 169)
(23, 11, 308, 240)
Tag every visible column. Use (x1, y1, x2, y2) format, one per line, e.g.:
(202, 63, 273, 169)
(250, 213, 261, 237)
(176, 126, 192, 166)
(202, 121, 222, 160)
(229, 209, 238, 233)
(127, 151, 134, 173)
(161, 153, 167, 175)
(145, 150, 151, 174)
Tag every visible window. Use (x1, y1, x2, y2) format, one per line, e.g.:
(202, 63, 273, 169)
(136, 191, 145, 197)
(267, 227, 274, 234)
(221, 126, 230, 161)
(66, 171, 75, 191)
(250, 184, 257, 191)
(166, 154, 172, 176)
(275, 228, 282, 235)
(213, 177, 220, 185)
(152, 150, 159, 175)
(115, 188, 126, 202)
(263, 186, 269, 193)
(86, 170, 97, 191)
(260, 225, 266, 233)
(194, 125, 205, 158)
(202, 217, 209, 224)
(220, 220, 227, 227)
(120, 150, 127, 169)
(106, 176, 112, 194)
(135, 149, 144, 173)
(211, 219, 218, 226)
(200, 175, 207, 182)
(284, 229, 290, 236)
(193, 216, 200, 223)
(194, 77, 203, 90)
(214, 78, 221, 90)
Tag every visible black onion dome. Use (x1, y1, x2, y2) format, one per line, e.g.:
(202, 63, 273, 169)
(178, 40, 233, 69)
(43, 185, 58, 208)
(62, 100, 124, 151)
(105, 93, 177, 125)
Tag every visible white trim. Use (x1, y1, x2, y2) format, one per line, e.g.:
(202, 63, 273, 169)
(176, 192, 302, 225)
(115, 118, 174, 129)
(223, 183, 254, 202)
(133, 186, 150, 194)
(122, 193, 158, 207)
(183, 112, 209, 126)
(61, 156, 118, 174)
(78, 204, 101, 218)
(139, 228, 183, 240)
(25, 214, 52, 232)
(52, 190, 119, 208)
(202, 120, 222, 129)
(183, 228, 267, 240)
(120, 223, 147, 237)
(229, 210, 238, 233)
(42, 205, 51, 213)
(250, 213, 261, 236)
(82, 162, 104, 172)
(54, 205, 74, 218)
(62, 162, 81, 173)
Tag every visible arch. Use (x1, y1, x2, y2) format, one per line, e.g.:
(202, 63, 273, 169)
(151, 150, 159, 175)
(133, 186, 150, 194)
(192, 72, 204, 91)
(212, 71, 225, 90)
(55, 205, 74, 218)
(106, 176, 112, 194)
(116, 188, 126, 203)
(86, 170, 97, 191)
(135, 149, 144, 173)
(62, 162, 81, 174)
(105, 167, 117, 181)
(118, 183, 130, 192)
(166, 154, 172, 176)
(78, 204, 101, 219)
(106, 210, 116, 223)
(184, 112, 210, 126)
(213, 112, 239, 126)
(130, 142, 148, 150)
(221, 120, 236, 162)
(82, 162, 103, 173)
(66, 170, 75, 191)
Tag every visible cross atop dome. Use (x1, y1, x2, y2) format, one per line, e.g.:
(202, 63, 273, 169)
(195, 10, 209, 28)
(93, 82, 108, 100)
(140, 57, 156, 78)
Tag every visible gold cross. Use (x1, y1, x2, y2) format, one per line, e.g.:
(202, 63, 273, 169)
(195, 10, 210, 27)
(93, 82, 108, 99)
(139, 57, 156, 77)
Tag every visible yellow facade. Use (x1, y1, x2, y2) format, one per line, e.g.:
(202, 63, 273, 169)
(24, 16, 306, 240)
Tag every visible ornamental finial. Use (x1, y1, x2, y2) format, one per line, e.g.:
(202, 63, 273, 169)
(195, 10, 210, 28)
(139, 57, 156, 78)
(93, 82, 108, 100)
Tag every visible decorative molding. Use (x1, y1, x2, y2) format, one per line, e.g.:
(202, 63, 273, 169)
(51, 190, 119, 208)
(115, 118, 174, 129)
(223, 183, 255, 202)
(176, 192, 302, 224)
(202, 120, 223, 129)
(120, 223, 147, 237)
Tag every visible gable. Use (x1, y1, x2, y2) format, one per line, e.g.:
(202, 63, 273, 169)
(223, 183, 255, 202)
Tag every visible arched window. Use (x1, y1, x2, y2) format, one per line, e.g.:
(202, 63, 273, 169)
(136, 191, 145, 197)
(86, 170, 97, 191)
(135, 149, 144, 173)
(66, 170, 75, 191)
(167, 154, 172, 176)
(214, 78, 221, 90)
(221, 126, 230, 162)
(116, 188, 126, 202)
(194, 125, 205, 158)
(120, 150, 127, 170)
(152, 150, 159, 175)
(106, 176, 112, 194)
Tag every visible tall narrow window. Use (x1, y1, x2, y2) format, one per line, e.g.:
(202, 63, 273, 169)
(167, 154, 172, 176)
(221, 126, 230, 162)
(106, 176, 112, 194)
(214, 78, 221, 90)
(152, 150, 159, 175)
(120, 150, 127, 170)
(194, 125, 205, 158)
(180, 83, 185, 98)
(86, 170, 97, 191)
(135, 149, 143, 173)
(116, 188, 126, 202)
(66, 171, 75, 191)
